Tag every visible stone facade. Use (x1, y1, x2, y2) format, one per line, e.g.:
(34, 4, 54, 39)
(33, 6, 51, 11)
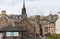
(0, 0, 34, 39)
(0, 0, 58, 39)
(29, 14, 58, 36)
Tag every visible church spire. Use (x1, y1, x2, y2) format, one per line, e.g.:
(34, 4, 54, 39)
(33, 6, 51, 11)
(23, 0, 25, 8)
(22, 0, 27, 17)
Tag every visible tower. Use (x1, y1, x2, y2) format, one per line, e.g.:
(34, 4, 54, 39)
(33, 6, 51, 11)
(22, 0, 27, 17)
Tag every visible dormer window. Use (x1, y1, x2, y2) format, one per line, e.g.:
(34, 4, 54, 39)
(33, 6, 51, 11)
(16, 17, 18, 19)
(18, 17, 19, 19)
(16, 17, 21, 19)
(19, 17, 21, 19)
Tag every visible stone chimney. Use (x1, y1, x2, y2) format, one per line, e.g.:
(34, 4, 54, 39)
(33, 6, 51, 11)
(1, 10, 6, 15)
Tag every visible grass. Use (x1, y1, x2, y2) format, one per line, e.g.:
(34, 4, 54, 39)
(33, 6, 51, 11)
(46, 37, 50, 39)
(46, 34, 60, 39)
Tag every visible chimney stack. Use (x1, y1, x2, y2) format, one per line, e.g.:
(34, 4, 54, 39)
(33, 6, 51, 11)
(1, 10, 6, 15)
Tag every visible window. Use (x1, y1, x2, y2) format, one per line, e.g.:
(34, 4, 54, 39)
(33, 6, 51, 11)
(19, 17, 21, 19)
(0, 33, 2, 39)
(45, 27, 48, 32)
(6, 32, 19, 36)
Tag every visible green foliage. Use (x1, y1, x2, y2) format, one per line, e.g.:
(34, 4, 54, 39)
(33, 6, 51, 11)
(46, 37, 50, 39)
(46, 34, 60, 39)
(49, 34, 57, 39)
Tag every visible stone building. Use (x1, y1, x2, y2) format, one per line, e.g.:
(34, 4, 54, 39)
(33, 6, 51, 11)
(40, 14, 58, 36)
(29, 14, 58, 36)
(0, 0, 58, 39)
(0, 0, 35, 39)
(56, 12, 60, 34)
(28, 15, 40, 36)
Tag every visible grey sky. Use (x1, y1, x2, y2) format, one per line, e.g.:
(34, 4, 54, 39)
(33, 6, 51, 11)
(0, 0, 60, 16)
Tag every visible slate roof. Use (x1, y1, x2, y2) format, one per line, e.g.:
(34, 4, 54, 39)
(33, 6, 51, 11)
(7, 15, 23, 22)
(0, 25, 27, 32)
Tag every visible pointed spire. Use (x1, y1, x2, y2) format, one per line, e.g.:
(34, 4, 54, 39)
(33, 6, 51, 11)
(23, 0, 25, 8)
(50, 10, 51, 14)
(22, 0, 27, 17)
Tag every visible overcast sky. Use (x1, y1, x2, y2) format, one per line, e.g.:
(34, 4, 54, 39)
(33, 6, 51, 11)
(0, 0, 60, 16)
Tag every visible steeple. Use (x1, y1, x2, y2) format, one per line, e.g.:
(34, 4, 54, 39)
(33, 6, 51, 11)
(22, 0, 27, 17)
(23, 0, 25, 8)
